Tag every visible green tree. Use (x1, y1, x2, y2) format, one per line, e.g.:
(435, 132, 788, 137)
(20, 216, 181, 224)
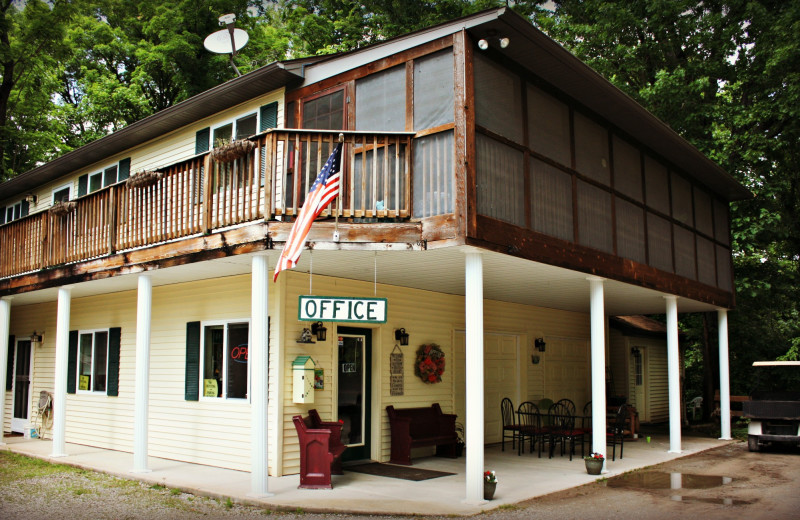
(0, 0, 78, 180)
(524, 0, 800, 407)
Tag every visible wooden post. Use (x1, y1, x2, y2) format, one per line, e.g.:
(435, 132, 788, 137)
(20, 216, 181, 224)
(108, 186, 118, 255)
(202, 154, 213, 233)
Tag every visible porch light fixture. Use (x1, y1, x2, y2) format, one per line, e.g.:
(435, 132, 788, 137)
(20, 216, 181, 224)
(394, 328, 409, 346)
(534, 338, 546, 352)
(631, 347, 641, 358)
(25, 193, 37, 204)
(477, 30, 510, 51)
(30, 331, 43, 348)
(311, 321, 327, 342)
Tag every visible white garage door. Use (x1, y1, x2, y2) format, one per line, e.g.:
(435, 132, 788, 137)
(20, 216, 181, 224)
(454, 332, 519, 444)
(544, 337, 590, 411)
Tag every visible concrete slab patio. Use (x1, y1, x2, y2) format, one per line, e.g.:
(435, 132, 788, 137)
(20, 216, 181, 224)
(1, 433, 730, 516)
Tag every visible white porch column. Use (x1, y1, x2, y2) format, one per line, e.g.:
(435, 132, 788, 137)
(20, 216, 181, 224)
(0, 297, 12, 443)
(133, 274, 152, 472)
(717, 309, 732, 440)
(588, 277, 607, 467)
(665, 295, 681, 453)
(250, 254, 272, 497)
(464, 250, 485, 504)
(52, 286, 72, 457)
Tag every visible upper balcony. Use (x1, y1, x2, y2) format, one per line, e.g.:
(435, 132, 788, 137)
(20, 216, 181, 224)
(0, 129, 428, 280)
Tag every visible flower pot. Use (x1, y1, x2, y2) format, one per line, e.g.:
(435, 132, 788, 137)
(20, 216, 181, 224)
(484, 481, 496, 500)
(585, 458, 603, 475)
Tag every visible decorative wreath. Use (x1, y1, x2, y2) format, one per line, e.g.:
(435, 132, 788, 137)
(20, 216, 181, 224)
(126, 170, 164, 189)
(414, 343, 445, 384)
(210, 139, 255, 163)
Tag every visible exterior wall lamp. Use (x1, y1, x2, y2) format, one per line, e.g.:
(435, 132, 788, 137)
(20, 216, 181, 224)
(631, 347, 641, 358)
(534, 338, 546, 352)
(477, 30, 510, 50)
(30, 331, 43, 348)
(311, 321, 327, 342)
(394, 328, 409, 346)
(25, 193, 37, 204)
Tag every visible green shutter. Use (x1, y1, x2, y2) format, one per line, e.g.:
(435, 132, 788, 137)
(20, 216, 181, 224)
(118, 158, 131, 182)
(195, 128, 210, 155)
(20, 200, 29, 217)
(185, 321, 200, 401)
(77, 175, 88, 197)
(107, 327, 121, 396)
(67, 330, 78, 394)
(5, 335, 14, 391)
(259, 102, 278, 132)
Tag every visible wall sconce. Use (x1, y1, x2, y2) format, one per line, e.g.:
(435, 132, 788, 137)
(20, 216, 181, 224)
(631, 347, 641, 358)
(30, 331, 43, 348)
(531, 355, 540, 365)
(25, 193, 37, 204)
(534, 338, 546, 352)
(477, 30, 510, 51)
(311, 322, 327, 342)
(394, 328, 409, 346)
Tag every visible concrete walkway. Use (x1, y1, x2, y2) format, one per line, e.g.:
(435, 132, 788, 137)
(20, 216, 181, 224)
(1, 433, 729, 516)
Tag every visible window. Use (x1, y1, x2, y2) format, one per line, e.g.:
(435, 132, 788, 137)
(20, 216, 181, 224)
(302, 89, 345, 130)
(77, 330, 109, 393)
(2, 200, 28, 224)
(77, 158, 131, 196)
(52, 184, 72, 204)
(634, 350, 643, 386)
(212, 112, 257, 148)
(201, 320, 249, 400)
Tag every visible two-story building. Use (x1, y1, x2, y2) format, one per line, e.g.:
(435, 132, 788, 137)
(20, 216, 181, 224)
(0, 7, 748, 502)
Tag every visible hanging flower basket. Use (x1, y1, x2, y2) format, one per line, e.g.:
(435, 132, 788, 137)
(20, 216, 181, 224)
(210, 139, 255, 163)
(48, 201, 76, 217)
(126, 170, 163, 189)
(414, 343, 445, 384)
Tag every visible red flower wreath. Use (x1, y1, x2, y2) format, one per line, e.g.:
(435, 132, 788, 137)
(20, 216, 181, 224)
(414, 343, 445, 384)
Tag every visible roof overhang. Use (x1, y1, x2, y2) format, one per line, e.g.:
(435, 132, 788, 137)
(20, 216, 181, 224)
(0, 59, 315, 200)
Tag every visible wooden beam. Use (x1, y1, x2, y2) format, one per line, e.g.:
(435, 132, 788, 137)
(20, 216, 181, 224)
(471, 215, 735, 308)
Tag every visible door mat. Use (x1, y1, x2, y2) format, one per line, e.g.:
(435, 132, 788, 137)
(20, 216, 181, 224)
(345, 462, 455, 481)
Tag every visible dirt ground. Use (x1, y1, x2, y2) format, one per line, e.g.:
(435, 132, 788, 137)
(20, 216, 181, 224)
(501, 441, 800, 520)
(2, 441, 799, 519)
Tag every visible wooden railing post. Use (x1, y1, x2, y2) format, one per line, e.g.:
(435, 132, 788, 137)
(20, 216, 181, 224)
(202, 154, 213, 234)
(108, 186, 118, 255)
(263, 134, 273, 219)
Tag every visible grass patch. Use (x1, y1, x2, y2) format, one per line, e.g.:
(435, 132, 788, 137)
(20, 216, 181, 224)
(0, 451, 82, 484)
(498, 504, 519, 510)
(149, 484, 166, 491)
(170, 488, 182, 496)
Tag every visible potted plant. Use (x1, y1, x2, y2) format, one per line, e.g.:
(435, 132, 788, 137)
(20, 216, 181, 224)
(584, 452, 604, 475)
(484, 470, 497, 500)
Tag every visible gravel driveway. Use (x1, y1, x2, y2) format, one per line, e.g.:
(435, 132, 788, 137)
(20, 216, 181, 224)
(2, 442, 799, 519)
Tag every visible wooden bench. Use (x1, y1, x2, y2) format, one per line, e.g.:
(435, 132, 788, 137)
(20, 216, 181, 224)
(307, 409, 345, 475)
(292, 412, 347, 489)
(386, 403, 458, 465)
(714, 389, 751, 418)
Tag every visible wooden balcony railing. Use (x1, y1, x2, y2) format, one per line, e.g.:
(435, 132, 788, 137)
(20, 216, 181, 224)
(0, 130, 415, 279)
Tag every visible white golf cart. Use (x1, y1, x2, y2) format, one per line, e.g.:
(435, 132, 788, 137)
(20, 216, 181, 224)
(743, 361, 800, 452)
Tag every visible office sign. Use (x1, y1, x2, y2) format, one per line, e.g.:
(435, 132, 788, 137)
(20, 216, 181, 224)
(298, 296, 387, 323)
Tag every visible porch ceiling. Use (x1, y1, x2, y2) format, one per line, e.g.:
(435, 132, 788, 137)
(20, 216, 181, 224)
(7, 245, 720, 315)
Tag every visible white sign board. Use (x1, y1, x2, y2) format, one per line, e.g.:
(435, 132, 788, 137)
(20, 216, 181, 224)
(298, 296, 387, 323)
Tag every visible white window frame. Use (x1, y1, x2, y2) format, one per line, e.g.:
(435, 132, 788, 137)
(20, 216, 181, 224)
(76, 328, 110, 395)
(88, 162, 121, 193)
(52, 183, 72, 204)
(199, 319, 251, 402)
(211, 111, 258, 149)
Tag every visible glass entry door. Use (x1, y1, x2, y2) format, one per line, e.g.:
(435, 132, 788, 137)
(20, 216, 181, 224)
(12, 340, 32, 432)
(337, 327, 372, 461)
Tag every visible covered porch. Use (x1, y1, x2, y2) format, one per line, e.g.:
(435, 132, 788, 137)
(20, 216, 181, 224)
(1, 432, 729, 516)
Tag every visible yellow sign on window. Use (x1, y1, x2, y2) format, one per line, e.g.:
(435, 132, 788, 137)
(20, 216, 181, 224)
(79, 375, 90, 391)
(203, 378, 218, 398)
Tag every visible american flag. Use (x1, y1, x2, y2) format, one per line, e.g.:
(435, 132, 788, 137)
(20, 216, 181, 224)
(273, 142, 342, 282)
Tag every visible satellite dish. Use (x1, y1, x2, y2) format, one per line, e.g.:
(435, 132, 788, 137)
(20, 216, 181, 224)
(203, 28, 249, 55)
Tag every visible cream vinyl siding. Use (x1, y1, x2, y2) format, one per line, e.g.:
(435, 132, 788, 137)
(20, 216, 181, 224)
(279, 271, 592, 475)
(11, 91, 285, 213)
(4, 302, 58, 435)
(7, 274, 283, 473)
(644, 340, 669, 422)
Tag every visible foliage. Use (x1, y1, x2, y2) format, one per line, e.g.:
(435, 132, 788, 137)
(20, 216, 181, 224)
(484, 470, 497, 484)
(526, 0, 800, 401)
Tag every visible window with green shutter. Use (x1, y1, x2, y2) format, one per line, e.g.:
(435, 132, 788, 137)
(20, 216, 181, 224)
(260, 102, 278, 132)
(195, 128, 210, 155)
(185, 321, 200, 401)
(5, 335, 14, 390)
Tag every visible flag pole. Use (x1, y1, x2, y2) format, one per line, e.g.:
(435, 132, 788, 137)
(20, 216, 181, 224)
(334, 133, 344, 242)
